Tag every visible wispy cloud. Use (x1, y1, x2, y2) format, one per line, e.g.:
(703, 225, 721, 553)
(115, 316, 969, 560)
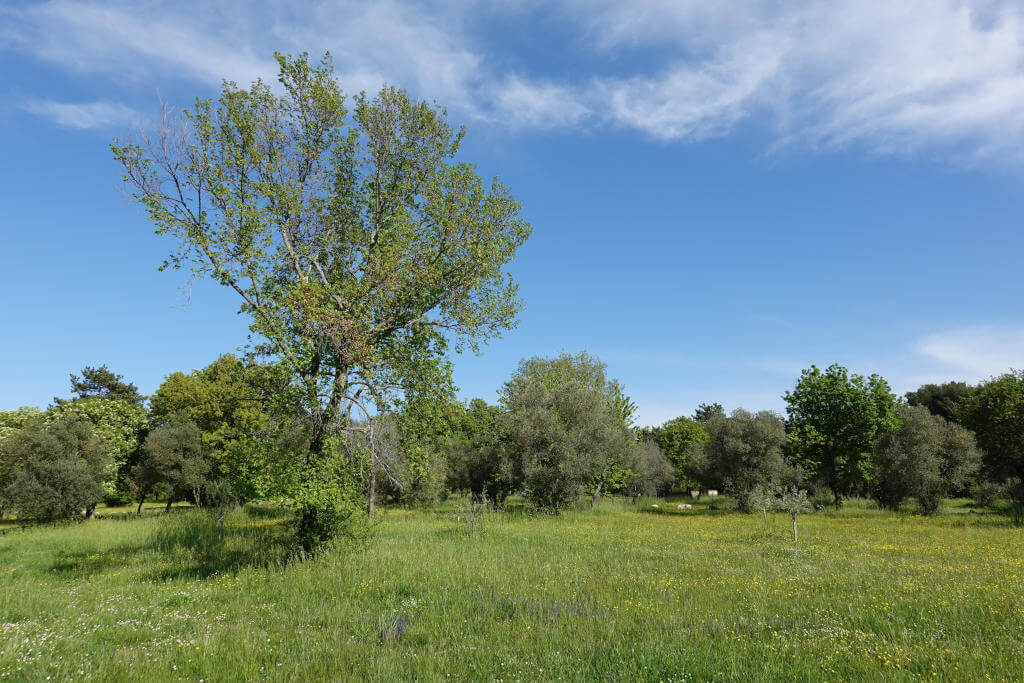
(21, 99, 139, 129)
(6, 0, 1024, 159)
(915, 326, 1024, 379)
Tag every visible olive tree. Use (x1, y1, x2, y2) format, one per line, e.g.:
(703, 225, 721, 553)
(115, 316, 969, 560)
(113, 53, 530, 551)
(2, 417, 110, 522)
(873, 406, 981, 514)
(688, 409, 794, 512)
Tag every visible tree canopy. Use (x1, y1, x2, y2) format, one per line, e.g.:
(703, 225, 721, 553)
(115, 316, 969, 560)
(113, 52, 531, 550)
(784, 364, 901, 507)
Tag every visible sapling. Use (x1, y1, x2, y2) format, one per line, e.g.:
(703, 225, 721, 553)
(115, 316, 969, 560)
(778, 487, 813, 541)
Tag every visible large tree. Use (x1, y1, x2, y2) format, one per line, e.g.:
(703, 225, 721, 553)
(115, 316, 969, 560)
(784, 364, 901, 507)
(113, 53, 530, 550)
(958, 370, 1024, 499)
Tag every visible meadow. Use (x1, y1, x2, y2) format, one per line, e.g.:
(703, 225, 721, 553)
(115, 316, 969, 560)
(1, 498, 1022, 681)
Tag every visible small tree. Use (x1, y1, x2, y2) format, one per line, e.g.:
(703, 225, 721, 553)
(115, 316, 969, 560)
(777, 487, 813, 541)
(873, 406, 982, 514)
(2, 417, 110, 522)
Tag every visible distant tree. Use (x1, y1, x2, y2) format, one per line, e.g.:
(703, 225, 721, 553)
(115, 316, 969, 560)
(905, 382, 973, 423)
(693, 402, 725, 423)
(626, 440, 675, 500)
(114, 53, 531, 552)
(958, 370, 1024, 501)
(873, 406, 982, 514)
(2, 417, 110, 521)
(132, 419, 210, 512)
(48, 397, 149, 504)
(0, 407, 43, 443)
(500, 352, 642, 506)
(56, 365, 145, 406)
(150, 354, 287, 500)
(446, 399, 506, 502)
(640, 416, 708, 490)
(689, 409, 793, 512)
(501, 376, 637, 510)
(784, 364, 901, 508)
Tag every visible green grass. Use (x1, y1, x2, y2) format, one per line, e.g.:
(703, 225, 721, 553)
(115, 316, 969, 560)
(1, 499, 1022, 681)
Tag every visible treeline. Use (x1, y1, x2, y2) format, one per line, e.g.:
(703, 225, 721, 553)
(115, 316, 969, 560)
(3, 355, 1022, 526)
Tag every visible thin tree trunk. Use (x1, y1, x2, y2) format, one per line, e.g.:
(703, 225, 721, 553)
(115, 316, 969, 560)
(165, 497, 173, 513)
(367, 465, 376, 516)
(590, 481, 603, 508)
(792, 514, 798, 541)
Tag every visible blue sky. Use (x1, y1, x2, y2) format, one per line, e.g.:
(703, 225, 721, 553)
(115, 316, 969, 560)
(2, 0, 1024, 425)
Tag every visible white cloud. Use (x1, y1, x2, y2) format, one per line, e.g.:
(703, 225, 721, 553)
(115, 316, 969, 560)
(21, 99, 139, 129)
(915, 326, 1024, 379)
(6, 0, 1024, 159)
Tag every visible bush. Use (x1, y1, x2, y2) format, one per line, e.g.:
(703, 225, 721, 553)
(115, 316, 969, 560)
(972, 480, 1002, 508)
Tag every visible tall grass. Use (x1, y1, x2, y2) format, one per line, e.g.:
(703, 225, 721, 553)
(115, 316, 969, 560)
(1, 498, 1022, 680)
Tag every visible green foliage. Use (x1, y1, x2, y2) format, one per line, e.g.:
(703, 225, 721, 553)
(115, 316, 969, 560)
(640, 416, 708, 489)
(776, 486, 814, 541)
(689, 409, 794, 512)
(0, 406, 43, 443)
(499, 352, 643, 508)
(114, 52, 530, 548)
(693, 402, 725, 423)
(150, 354, 288, 500)
(501, 375, 636, 510)
(627, 440, 675, 498)
(47, 396, 148, 502)
(958, 370, 1024, 497)
(905, 381, 973, 423)
(445, 399, 508, 503)
(2, 417, 110, 521)
(784, 364, 901, 506)
(873, 406, 982, 514)
(133, 419, 212, 508)
(58, 364, 145, 406)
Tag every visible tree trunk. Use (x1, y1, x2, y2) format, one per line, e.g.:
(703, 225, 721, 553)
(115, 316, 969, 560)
(590, 481, 603, 508)
(84, 505, 96, 519)
(165, 497, 173, 513)
(137, 499, 144, 515)
(792, 513, 798, 541)
(833, 490, 843, 509)
(367, 465, 376, 516)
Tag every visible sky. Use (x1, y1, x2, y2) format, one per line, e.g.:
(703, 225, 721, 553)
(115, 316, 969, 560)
(1, 0, 1024, 426)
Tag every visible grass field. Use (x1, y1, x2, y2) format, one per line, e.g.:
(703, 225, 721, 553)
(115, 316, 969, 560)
(1, 498, 1022, 681)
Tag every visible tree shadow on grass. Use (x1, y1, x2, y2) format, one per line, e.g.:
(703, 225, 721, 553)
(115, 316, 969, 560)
(50, 505, 296, 581)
